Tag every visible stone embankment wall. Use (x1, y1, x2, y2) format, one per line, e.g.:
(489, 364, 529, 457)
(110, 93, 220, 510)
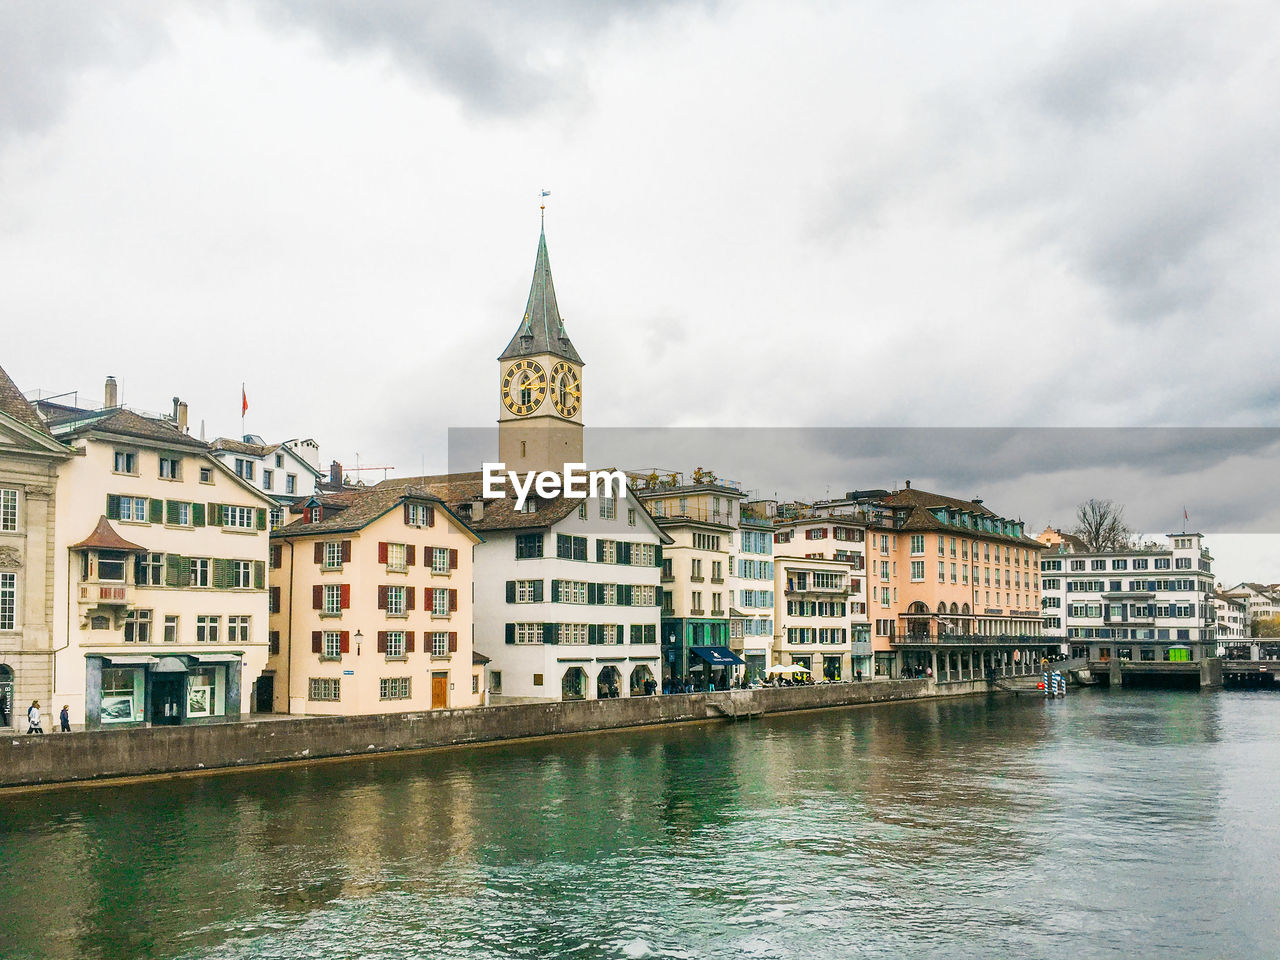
(0, 678, 990, 789)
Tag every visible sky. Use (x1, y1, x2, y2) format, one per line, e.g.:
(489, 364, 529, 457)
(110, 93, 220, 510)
(2, 1, 1278, 583)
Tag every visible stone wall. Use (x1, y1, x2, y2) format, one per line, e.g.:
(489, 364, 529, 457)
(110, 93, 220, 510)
(0, 677, 989, 789)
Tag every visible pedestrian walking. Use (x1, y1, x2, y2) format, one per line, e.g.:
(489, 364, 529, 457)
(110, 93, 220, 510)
(26, 700, 43, 735)
(60, 705, 71, 733)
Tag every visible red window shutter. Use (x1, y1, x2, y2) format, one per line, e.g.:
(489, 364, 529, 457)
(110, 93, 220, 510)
(405, 631, 415, 653)
(341, 540, 352, 563)
(406, 545, 416, 566)
(377, 631, 387, 654)
(314, 542, 323, 564)
(340, 583, 351, 609)
(312, 584, 322, 610)
(378, 541, 388, 564)
(377, 585, 388, 610)
(449, 548, 459, 570)
(406, 586, 415, 611)
(427, 505, 435, 527)
(449, 588, 458, 612)
(270, 544, 282, 569)
(448, 631, 458, 653)
(339, 631, 350, 654)
(403, 503, 411, 524)
(270, 586, 280, 613)
(311, 631, 322, 653)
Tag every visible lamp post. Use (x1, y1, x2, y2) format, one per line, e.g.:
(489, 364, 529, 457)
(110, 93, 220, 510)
(355, 629, 363, 656)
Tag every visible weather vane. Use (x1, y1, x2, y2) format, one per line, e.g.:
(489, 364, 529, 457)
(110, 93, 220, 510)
(539, 188, 550, 218)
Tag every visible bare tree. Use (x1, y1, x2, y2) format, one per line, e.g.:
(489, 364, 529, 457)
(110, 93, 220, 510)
(1073, 498, 1134, 552)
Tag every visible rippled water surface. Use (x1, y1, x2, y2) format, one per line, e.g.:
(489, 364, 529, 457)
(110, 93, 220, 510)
(2, 689, 1278, 959)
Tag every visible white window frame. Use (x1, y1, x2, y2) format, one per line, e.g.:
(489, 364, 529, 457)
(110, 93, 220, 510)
(233, 560, 252, 589)
(196, 615, 221, 643)
(385, 630, 405, 657)
(190, 558, 210, 587)
(228, 615, 251, 643)
(386, 542, 407, 571)
(431, 631, 448, 656)
(223, 505, 254, 529)
(323, 584, 342, 615)
(432, 588, 449, 616)
(0, 488, 18, 532)
(324, 541, 343, 568)
(323, 631, 342, 658)
(514, 622, 541, 644)
(386, 585, 406, 615)
(432, 547, 449, 574)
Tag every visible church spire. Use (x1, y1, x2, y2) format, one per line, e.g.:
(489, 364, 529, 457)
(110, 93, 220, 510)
(498, 217, 583, 364)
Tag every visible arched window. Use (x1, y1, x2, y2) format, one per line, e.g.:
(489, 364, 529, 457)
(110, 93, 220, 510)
(961, 603, 971, 615)
(908, 601, 929, 614)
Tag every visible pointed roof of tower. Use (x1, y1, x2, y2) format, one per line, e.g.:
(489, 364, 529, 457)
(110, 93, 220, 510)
(499, 219, 583, 365)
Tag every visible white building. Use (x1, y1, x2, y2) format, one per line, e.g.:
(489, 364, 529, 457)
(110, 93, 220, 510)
(733, 514, 776, 682)
(1218, 582, 1280, 634)
(38, 381, 273, 728)
(1211, 592, 1248, 646)
(209, 436, 322, 528)
(1039, 532, 1216, 662)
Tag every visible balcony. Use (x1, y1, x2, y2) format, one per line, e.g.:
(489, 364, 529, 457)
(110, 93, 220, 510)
(78, 581, 133, 606)
(890, 632, 1049, 646)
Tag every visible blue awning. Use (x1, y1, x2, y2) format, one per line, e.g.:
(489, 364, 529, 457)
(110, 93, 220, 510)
(689, 646, 745, 666)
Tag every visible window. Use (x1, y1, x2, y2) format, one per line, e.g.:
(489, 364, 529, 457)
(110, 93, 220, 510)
(938, 561, 945, 582)
(122, 609, 151, 647)
(693, 533, 721, 551)
(269, 506, 284, 529)
(159, 456, 181, 479)
(515, 580, 540, 602)
(386, 542, 407, 570)
(910, 561, 924, 581)
(1175, 557, 1192, 569)
(432, 547, 450, 574)
(323, 631, 342, 658)
(286, 474, 297, 495)
(323, 584, 342, 614)
(433, 588, 450, 616)
(118, 496, 148, 522)
(599, 497, 616, 520)
(380, 677, 411, 700)
(113, 450, 137, 474)
(190, 557, 210, 587)
(163, 615, 179, 642)
(0, 488, 16, 532)
(1154, 558, 1171, 570)
(309, 677, 340, 701)
(909, 535, 924, 555)
(164, 500, 191, 526)
(199, 466, 212, 483)
(628, 508, 636, 526)
(196, 615, 221, 643)
(578, 502, 588, 520)
(472, 675, 479, 694)
(432, 631, 449, 656)
(515, 534, 544, 559)
(233, 560, 253, 589)
(262, 469, 273, 491)
(134, 552, 164, 586)
(228, 615, 251, 643)
(223, 505, 254, 529)
(691, 557, 702, 579)
(234, 458, 255, 481)
(324, 541, 343, 568)
(385, 631, 405, 657)
(386, 585, 406, 615)
(514, 622, 542, 644)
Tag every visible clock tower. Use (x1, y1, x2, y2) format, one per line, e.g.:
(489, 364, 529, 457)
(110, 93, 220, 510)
(497, 217, 585, 473)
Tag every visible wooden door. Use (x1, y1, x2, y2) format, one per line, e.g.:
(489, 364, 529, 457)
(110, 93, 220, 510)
(431, 672, 448, 709)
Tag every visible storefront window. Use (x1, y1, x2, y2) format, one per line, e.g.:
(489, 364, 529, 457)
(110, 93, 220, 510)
(187, 668, 217, 718)
(101, 667, 142, 723)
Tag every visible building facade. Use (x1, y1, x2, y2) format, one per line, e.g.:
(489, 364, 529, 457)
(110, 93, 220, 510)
(268, 486, 481, 715)
(1211, 592, 1248, 646)
(1218, 582, 1280, 635)
(0, 365, 71, 728)
(1039, 533, 1216, 662)
(734, 513, 776, 682)
(209, 436, 323, 528)
(38, 381, 273, 728)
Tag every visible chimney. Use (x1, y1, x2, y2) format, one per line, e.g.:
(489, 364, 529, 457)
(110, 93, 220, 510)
(177, 401, 189, 434)
(330, 460, 343, 485)
(904, 479, 911, 489)
(471, 498, 485, 522)
(104, 376, 118, 408)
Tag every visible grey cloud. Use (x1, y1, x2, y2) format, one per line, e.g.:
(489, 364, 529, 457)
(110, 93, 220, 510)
(253, 0, 703, 115)
(0, 1, 172, 142)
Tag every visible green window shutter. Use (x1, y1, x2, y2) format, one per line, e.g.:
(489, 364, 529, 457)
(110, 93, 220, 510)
(551, 580, 561, 602)
(148, 498, 164, 524)
(192, 502, 205, 527)
(209, 503, 223, 526)
(655, 545, 663, 568)
(543, 622, 557, 645)
(596, 540, 605, 562)
(253, 560, 265, 590)
(256, 508, 267, 530)
(166, 500, 179, 525)
(213, 558, 234, 589)
(588, 624, 600, 645)
(106, 494, 121, 520)
(616, 625, 624, 644)
(165, 554, 185, 587)
(621, 542, 632, 565)
(506, 581, 516, 603)
(532, 580, 544, 602)
(505, 623, 515, 645)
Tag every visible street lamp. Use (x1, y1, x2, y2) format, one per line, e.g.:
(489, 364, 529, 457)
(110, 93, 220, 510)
(354, 629, 363, 656)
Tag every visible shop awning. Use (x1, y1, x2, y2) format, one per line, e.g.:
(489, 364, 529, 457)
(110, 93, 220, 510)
(192, 654, 242, 664)
(689, 646, 745, 666)
(103, 654, 158, 666)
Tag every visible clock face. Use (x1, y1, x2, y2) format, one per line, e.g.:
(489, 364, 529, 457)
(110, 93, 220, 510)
(502, 359, 547, 416)
(551, 361, 582, 418)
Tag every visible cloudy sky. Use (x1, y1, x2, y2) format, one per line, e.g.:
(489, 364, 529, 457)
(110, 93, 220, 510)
(3, 1, 1278, 581)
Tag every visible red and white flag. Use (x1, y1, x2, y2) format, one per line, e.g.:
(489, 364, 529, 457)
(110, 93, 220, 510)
(241, 385, 249, 417)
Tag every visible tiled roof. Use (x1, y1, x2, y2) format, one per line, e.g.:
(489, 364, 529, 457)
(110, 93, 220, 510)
(211, 437, 281, 457)
(498, 223, 583, 365)
(38, 401, 207, 450)
(273, 483, 459, 539)
(0, 364, 53, 437)
(70, 516, 147, 552)
(377, 472, 582, 533)
(880, 487, 1043, 547)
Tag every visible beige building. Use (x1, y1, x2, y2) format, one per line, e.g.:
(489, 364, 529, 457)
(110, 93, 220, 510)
(37, 381, 274, 728)
(0, 365, 71, 729)
(267, 484, 482, 715)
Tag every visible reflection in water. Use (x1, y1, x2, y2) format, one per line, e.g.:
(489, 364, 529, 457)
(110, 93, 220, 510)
(0, 690, 1275, 960)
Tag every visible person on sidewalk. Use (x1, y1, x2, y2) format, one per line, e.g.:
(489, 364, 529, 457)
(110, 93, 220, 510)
(27, 700, 43, 735)
(60, 705, 71, 733)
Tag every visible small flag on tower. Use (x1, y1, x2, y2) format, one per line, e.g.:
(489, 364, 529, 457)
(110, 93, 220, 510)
(242, 385, 249, 417)
(540, 189, 551, 198)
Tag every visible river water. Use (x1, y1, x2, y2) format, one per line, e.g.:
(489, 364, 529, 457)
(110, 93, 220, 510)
(1, 689, 1277, 960)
